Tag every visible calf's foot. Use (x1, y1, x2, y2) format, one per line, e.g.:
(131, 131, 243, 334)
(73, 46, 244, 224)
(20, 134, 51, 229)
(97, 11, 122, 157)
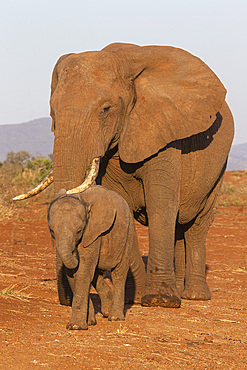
(101, 289, 113, 317)
(87, 312, 97, 326)
(108, 309, 125, 321)
(66, 319, 88, 330)
(88, 297, 97, 325)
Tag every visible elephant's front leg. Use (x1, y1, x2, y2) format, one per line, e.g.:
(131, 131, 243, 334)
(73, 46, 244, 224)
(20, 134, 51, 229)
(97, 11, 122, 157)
(141, 147, 181, 308)
(66, 271, 91, 330)
(67, 241, 100, 330)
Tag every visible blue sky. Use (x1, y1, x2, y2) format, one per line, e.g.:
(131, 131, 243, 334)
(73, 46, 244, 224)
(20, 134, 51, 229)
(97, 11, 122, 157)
(1, 0, 246, 144)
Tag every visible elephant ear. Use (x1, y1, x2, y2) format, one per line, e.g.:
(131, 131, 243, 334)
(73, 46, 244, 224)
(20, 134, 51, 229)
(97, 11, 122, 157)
(110, 44, 227, 163)
(54, 188, 67, 199)
(79, 187, 117, 248)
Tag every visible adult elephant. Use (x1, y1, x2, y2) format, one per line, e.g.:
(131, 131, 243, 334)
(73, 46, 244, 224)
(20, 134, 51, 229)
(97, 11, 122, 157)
(14, 43, 234, 308)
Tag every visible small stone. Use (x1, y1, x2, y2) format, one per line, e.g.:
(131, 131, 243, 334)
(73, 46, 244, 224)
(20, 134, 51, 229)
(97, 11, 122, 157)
(204, 335, 213, 343)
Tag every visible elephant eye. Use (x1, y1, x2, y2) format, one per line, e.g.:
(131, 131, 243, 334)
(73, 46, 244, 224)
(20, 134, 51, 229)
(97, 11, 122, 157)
(101, 106, 111, 116)
(76, 229, 82, 239)
(76, 229, 82, 242)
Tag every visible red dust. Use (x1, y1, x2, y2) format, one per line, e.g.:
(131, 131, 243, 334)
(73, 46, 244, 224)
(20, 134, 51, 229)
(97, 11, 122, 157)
(0, 172, 246, 369)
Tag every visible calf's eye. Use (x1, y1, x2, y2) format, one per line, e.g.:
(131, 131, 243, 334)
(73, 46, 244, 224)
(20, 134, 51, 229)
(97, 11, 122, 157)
(103, 106, 110, 113)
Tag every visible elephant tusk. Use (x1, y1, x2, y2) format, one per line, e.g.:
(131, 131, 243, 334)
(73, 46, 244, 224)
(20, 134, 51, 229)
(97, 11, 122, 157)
(13, 170, 54, 201)
(66, 157, 100, 195)
(13, 157, 100, 200)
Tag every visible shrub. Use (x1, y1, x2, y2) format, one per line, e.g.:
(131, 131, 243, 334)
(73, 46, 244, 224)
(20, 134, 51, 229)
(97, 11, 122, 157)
(219, 179, 247, 206)
(0, 151, 54, 220)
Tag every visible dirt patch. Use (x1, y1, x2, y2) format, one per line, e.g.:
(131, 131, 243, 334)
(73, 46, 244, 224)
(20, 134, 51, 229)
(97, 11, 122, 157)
(0, 173, 246, 369)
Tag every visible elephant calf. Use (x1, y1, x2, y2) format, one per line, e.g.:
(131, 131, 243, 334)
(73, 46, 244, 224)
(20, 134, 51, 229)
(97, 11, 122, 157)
(47, 185, 146, 330)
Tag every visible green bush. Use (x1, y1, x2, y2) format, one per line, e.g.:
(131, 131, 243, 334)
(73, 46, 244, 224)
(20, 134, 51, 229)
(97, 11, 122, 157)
(16, 156, 53, 186)
(0, 151, 54, 220)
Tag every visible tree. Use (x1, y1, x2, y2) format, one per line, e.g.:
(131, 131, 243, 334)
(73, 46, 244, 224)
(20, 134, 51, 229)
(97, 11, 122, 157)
(4, 151, 31, 166)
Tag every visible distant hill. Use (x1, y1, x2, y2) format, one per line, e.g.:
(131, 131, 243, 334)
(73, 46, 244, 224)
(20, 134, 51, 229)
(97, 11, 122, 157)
(0, 118, 246, 170)
(0, 118, 53, 162)
(227, 142, 247, 171)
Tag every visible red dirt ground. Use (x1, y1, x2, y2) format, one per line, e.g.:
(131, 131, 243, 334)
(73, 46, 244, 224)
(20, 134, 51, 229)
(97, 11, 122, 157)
(0, 172, 246, 369)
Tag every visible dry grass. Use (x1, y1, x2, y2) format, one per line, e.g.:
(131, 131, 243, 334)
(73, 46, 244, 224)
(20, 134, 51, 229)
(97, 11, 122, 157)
(0, 158, 54, 220)
(219, 173, 247, 207)
(115, 323, 128, 335)
(0, 284, 32, 301)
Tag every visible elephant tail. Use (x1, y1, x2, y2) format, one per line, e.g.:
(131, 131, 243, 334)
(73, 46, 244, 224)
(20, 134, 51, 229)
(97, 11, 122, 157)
(126, 220, 146, 304)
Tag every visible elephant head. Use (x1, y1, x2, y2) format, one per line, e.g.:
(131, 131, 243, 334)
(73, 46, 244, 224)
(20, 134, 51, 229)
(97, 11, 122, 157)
(47, 188, 117, 270)
(13, 43, 226, 198)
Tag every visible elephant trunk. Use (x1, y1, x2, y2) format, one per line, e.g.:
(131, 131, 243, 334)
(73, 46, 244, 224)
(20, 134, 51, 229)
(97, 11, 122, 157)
(53, 109, 105, 194)
(53, 135, 90, 194)
(57, 242, 78, 270)
(12, 108, 105, 200)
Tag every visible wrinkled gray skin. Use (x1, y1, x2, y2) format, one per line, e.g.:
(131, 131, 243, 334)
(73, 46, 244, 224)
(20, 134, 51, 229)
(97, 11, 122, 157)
(47, 186, 146, 330)
(16, 42, 235, 308)
(49, 43, 234, 308)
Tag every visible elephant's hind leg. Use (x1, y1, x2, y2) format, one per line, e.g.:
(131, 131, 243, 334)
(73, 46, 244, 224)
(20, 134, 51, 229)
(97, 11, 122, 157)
(175, 223, 186, 295)
(141, 147, 181, 308)
(87, 297, 97, 326)
(92, 270, 113, 317)
(182, 177, 224, 300)
(182, 218, 211, 300)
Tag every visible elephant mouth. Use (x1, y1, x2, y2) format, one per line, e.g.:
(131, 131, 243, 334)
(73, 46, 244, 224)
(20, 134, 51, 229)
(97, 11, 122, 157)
(13, 157, 100, 201)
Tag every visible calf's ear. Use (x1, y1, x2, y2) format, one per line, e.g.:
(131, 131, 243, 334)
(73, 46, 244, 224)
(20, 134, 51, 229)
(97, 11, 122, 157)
(81, 201, 117, 248)
(54, 188, 66, 199)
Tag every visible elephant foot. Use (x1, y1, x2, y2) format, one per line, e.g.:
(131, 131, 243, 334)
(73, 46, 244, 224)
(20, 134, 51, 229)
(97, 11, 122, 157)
(108, 309, 125, 321)
(125, 285, 145, 305)
(58, 294, 73, 307)
(88, 316, 97, 326)
(125, 272, 146, 305)
(133, 290, 144, 305)
(101, 289, 113, 317)
(88, 296, 97, 324)
(141, 281, 181, 308)
(59, 299, 72, 307)
(66, 320, 88, 330)
(125, 270, 136, 304)
(182, 282, 211, 301)
(88, 311, 97, 326)
(141, 293, 181, 308)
